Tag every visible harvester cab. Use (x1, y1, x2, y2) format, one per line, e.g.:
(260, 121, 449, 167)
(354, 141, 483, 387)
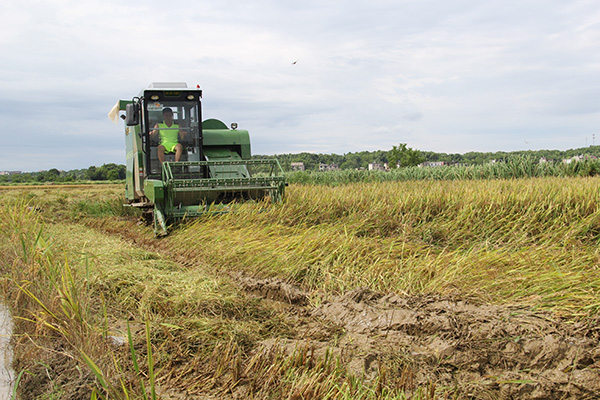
(113, 82, 285, 236)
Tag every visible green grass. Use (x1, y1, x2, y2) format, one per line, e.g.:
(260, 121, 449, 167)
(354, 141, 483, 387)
(286, 156, 600, 185)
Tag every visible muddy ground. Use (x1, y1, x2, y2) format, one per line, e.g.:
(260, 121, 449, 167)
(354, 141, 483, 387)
(242, 276, 600, 399)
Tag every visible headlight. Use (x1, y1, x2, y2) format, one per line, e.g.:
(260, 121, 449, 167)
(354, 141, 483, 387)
(150, 95, 159, 100)
(187, 95, 195, 100)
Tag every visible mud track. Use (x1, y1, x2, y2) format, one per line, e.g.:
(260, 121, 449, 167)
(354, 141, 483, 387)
(91, 218, 600, 399)
(311, 288, 600, 399)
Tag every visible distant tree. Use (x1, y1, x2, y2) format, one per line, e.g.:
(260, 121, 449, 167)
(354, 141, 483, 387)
(100, 163, 125, 180)
(86, 166, 97, 180)
(86, 166, 104, 181)
(84, 164, 126, 181)
(388, 143, 424, 168)
(36, 170, 60, 182)
(340, 156, 360, 170)
(249, 144, 600, 172)
(372, 150, 387, 164)
(107, 170, 120, 181)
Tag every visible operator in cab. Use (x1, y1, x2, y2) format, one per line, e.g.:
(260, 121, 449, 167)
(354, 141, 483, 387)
(150, 107, 187, 163)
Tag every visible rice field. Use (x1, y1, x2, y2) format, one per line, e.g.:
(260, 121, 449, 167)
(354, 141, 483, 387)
(1, 176, 599, 399)
(172, 177, 600, 316)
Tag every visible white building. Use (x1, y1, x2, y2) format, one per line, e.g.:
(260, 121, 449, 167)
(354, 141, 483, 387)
(420, 161, 446, 168)
(319, 163, 340, 171)
(368, 163, 386, 171)
(290, 162, 305, 171)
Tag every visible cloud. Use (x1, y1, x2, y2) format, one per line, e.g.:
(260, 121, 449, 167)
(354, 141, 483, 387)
(2, 1, 600, 171)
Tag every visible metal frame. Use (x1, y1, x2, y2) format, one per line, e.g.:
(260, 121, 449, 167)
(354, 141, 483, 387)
(151, 159, 286, 235)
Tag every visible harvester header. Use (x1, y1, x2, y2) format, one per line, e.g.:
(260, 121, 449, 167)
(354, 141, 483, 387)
(112, 83, 285, 235)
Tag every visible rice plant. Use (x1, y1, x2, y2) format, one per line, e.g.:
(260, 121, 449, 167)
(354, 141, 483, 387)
(164, 176, 600, 318)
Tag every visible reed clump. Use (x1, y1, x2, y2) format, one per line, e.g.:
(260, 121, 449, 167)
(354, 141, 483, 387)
(286, 156, 600, 185)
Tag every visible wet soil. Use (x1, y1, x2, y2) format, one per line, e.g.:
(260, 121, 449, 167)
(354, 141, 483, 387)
(14, 340, 97, 400)
(237, 273, 308, 305)
(244, 279, 600, 399)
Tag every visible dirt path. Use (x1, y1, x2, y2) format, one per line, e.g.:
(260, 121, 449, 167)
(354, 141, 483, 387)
(87, 218, 600, 399)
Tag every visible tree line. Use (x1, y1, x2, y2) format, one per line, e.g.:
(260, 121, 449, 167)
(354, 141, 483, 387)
(254, 145, 600, 171)
(0, 164, 126, 184)
(3, 145, 600, 183)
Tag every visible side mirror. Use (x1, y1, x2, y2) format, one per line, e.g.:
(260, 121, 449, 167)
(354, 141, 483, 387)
(125, 103, 140, 126)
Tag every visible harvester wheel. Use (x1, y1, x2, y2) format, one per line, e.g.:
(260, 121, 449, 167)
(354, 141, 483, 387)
(141, 209, 153, 226)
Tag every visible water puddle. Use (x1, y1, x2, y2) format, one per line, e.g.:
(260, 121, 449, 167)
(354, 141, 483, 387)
(0, 304, 14, 399)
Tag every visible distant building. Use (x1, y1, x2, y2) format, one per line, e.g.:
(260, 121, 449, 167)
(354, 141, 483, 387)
(290, 162, 305, 171)
(319, 163, 340, 171)
(0, 171, 21, 175)
(563, 155, 584, 164)
(420, 161, 446, 168)
(368, 163, 386, 171)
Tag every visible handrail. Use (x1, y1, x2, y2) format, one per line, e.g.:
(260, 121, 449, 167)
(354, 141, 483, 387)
(161, 159, 285, 181)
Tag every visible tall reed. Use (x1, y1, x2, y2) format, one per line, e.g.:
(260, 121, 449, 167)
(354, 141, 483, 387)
(286, 156, 600, 185)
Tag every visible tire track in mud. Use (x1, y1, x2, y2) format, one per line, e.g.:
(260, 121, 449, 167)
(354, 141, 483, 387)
(88, 218, 600, 399)
(311, 288, 600, 399)
(239, 278, 600, 399)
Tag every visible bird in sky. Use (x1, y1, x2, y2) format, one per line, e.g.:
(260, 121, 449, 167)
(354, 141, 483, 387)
(292, 59, 299, 65)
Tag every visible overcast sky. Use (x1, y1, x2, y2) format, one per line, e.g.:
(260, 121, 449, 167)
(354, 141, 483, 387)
(2, 0, 600, 171)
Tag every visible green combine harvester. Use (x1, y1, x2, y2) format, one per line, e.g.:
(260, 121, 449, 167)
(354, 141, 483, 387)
(112, 82, 285, 236)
